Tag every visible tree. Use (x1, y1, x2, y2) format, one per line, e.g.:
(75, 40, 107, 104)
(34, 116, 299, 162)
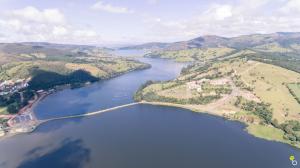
(7, 103, 19, 114)
(271, 119, 280, 128)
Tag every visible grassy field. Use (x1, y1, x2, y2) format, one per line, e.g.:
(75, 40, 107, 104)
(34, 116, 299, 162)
(145, 47, 235, 62)
(0, 58, 149, 81)
(139, 58, 300, 123)
(65, 63, 108, 77)
(247, 124, 287, 142)
(238, 61, 300, 122)
(287, 83, 300, 103)
(136, 57, 300, 148)
(158, 84, 198, 99)
(253, 42, 294, 53)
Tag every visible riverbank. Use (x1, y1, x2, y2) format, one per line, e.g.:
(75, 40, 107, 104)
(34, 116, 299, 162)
(0, 63, 152, 138)
(0, 102, 143, 139)
(140, 101, 300, 149)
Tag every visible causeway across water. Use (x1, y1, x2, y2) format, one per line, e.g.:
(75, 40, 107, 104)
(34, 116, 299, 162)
(37, 102, 141, 125)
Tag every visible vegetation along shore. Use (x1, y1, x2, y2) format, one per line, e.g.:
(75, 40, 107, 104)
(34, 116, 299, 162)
(134, 33, 300, 148)
(0, 43, 150, 137)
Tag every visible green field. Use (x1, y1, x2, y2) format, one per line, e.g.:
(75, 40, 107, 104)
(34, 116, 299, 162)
(145, 47, 235, 62)
(247, 124, 286, 142)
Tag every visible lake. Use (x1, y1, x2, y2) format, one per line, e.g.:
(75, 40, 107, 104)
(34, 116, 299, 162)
(0, 50, 299, 168)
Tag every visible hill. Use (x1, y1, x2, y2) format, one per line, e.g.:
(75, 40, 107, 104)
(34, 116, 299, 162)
(119, 42, 169, 50)
(135, 57, 300, 148)
(0, 42, 150, 116)
(122, 32, 300, 51)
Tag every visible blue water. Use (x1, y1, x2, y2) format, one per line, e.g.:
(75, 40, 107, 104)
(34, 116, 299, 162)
(34, 58, 188, 119)
(0, 51, 299, 168)
(111, 49, 149, 57)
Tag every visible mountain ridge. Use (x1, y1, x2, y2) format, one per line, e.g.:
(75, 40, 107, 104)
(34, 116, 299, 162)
(120, 32, 300, 50)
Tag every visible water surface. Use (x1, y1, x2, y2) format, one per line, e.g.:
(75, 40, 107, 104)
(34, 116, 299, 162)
(0, 50, 299, 168)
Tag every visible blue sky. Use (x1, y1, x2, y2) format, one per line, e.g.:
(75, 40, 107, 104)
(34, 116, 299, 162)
(0, 0, 299, 45)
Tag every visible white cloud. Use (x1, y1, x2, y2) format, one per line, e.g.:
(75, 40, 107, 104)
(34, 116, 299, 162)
(143, 0, 300, 42)
(91, 1, 134, 14)
(0, 6, 101, 44)
(1, 0, 300, 44)
(201, 4, 233, 20)
(10, 6, 65, 24)
(280, 0, 300, 14)
(214, 5, 233, 20)
(52, 26, 68, 36)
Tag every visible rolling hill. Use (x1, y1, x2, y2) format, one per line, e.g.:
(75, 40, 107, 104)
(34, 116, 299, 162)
(0, 42, 150, 116)
(121, 32, 300, 51)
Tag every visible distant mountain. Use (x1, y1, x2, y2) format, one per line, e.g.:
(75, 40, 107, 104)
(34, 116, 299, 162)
(119, 42, 170, 50)
(121, 32, 300, 51)
(0, 42, 97, 56)
(0, 42, 114, 65)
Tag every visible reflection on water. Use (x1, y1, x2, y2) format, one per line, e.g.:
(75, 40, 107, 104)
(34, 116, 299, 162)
(18, 138, 90, 168)
(1, 105, 299, 168)
(0, 51, 299, 168)
(34, 58, 188, 120)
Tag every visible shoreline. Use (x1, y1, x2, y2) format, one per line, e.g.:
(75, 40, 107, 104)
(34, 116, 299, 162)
(1, 60, 298, 150)
(0, 64, 152, 138)
(1, 96, 299, 149)
(140, 101, 300, 149)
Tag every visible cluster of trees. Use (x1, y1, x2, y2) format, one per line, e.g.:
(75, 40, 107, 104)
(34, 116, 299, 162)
(161, 82, 184, 91)
(234, 96, 272, 124)
(134, 80, 157, 101)
(235, 96, 300, 144)
(187, 95, 221, 105)
(0, 89, 34, 114)
(232, 75, 253, 91)
(271, 119, 300, 143)
(1, 69, 99, 114)
(136, 90, 220, 105)
(246, 52, 300, 74)
(215, 87, 232, 95)
(181, 63, 211, 75)
(0, 118, 8, 126)
(180, 65, 194, 75)
(204, 73, 224, 80)
(28, 69, 99, 91)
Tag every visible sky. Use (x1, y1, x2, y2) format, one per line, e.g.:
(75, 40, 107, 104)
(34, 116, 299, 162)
(0, 0, 299, 46)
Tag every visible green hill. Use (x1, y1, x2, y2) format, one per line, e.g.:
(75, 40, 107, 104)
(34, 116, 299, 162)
(135, 57, 300, 148)
(0, 42, 150, 116)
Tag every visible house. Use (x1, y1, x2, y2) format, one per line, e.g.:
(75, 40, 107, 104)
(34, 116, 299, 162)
(0, 79, 29, 95)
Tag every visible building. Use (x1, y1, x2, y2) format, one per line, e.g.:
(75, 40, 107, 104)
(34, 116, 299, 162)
(0, 79, 29, 95)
